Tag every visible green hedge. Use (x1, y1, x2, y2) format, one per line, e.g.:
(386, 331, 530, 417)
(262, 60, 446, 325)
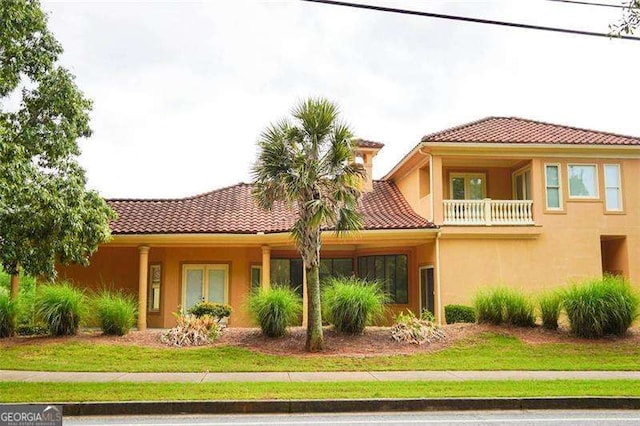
(444, 304, 476, 324)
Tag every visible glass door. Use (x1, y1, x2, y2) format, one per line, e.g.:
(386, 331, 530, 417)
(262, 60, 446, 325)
(450, 173, 486, 200)
(513, 168, 532, 200)
(182, 264, 229, 311)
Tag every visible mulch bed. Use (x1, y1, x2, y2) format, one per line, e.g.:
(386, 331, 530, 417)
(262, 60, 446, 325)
(2, 323, 638, 356)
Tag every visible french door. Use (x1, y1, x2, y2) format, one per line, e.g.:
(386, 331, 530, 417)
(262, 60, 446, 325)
(182, 264, 229, 312)
(419, 266, 435, 315)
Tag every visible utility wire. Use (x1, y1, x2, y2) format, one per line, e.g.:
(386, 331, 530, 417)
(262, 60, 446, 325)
(300, 0, 640, 41)
(547, 0, 638, 10)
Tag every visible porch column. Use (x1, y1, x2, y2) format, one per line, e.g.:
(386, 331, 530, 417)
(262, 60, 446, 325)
(261, 245, 271, 290)
(137, 245, 150, 331)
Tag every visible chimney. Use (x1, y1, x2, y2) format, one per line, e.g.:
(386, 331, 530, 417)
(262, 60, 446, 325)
(354, 139, 384, 192)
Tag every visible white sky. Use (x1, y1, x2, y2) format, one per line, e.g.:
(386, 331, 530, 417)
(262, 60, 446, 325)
(41, 0, 640, 199)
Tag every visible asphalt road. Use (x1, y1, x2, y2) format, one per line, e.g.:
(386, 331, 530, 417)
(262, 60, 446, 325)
(64, 410, 640, 425)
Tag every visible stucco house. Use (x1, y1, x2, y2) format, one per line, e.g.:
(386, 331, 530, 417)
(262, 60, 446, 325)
(58, 117, 640, 329)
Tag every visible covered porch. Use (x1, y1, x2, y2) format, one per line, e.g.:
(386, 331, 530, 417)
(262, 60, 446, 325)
(57, 229, 441, 329)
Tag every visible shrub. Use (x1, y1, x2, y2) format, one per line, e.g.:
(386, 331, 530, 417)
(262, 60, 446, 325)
(420, 309, 436, 322)
(444, 304, 476, 324)
(92, 290, 137, 336)
(539, 292, 562, 330)
(504, 291, 536, 327)
(0, 292, 18, 338)
(474, 287, 535, 327)
(247, 286, 302, 338)
(187, 301, 232, 323)
(563, 275, 639, 338)
(391, 310, 446, 345)
(161, 314, 222, 347)
(322, 277, 387, 334)
(35, 282, 86, 336)
(0, 269, 37, 327)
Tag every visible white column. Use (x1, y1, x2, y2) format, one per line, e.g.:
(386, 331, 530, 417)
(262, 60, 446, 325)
(137, 246, 150, 331)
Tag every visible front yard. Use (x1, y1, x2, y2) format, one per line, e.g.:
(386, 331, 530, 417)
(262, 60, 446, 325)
(2, 324, 639, 372)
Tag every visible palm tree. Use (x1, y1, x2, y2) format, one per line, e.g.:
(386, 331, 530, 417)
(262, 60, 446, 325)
(252, 98, 365, 352)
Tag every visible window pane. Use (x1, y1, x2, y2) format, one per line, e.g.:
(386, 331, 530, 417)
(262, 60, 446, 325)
(385, 256, 396, 301)
(605, 165, 620, 187)
(547, 188, 560, 209)
(545, 165, 559, 186)
(395, 255, 408, 304)
(606, 188, 621, 210)
(270, 259, 290, 285)
(185, 269, 203, 310)
(452, 177, 465, 200)
(207, 269, 225, 304)
(251, 267, 261, 290)
(290, 259, 304, 297)
(333, 258, 353, 277)
(515, 175, 524, 200)
(524, 171, 531, 200)
(569, 165, 597, 197)
(319, 259, 332, 282)
(468, 177, 484, 200)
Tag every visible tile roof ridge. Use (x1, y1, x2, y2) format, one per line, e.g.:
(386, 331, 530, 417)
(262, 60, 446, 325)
(108, 182, 250, 203)
(501, 116, 640, 143)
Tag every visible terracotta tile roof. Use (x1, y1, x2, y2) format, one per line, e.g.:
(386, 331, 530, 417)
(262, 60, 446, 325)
(355, 138, 385, 149)
(108, 181, 435, 235)
(421, 117, 640, 146)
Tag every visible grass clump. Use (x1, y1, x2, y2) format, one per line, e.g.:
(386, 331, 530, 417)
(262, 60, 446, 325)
(474, 287, 535, 327)
(444, 304, 476, 324)
(322, 277, 387, 334)
(563, 275, 639, 338)
(35, 282, 86, 336)
(248, 286, 302, 338)
(539, 291, 563, 330)
(92, 290, 137, 336)
(0, 291, 18, 338)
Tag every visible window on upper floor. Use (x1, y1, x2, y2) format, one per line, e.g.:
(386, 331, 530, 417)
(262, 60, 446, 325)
(604, 164, 623, 211)
(450, 173, 486, 200)
(544, 164, 562, 210)
(513, 168, 532, 201)
(568, 164, 598, 199)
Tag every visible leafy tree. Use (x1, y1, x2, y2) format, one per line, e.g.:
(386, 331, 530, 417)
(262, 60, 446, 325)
(252, 98, 365, 351)
(0, 0, 115, 296)
(611, 1, 640, 35)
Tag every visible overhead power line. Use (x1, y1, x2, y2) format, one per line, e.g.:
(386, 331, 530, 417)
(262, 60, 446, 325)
(547, 0, 639, 10)
(300, 0, 640, 41)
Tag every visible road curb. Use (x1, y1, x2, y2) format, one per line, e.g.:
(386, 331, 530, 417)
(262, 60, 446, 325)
(57, 397, 640, 416)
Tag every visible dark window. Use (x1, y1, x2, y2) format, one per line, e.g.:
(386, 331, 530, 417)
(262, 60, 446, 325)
(270, 259, 303, 297)
(320, 258, 354, 283)
(357, 255, 408, 304)
(250, 266, 261, 290)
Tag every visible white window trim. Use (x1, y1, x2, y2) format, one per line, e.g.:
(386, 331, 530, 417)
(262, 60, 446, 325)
(544, 163, 563, 211)
(449, 172, 487, 200)
(567, 163, 599, 199)
(148, 264, 161, 312)
(604, 164, 623, 211)
(181, 264, 230, 311)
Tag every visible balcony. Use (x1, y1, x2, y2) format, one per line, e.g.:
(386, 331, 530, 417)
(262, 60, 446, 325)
(443, 199, 534, 226)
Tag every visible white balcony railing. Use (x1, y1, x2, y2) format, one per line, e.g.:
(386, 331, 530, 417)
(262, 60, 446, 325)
(443, 199, 534, 226)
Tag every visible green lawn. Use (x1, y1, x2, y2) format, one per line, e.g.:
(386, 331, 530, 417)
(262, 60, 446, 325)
(2, 333, 640, 372)
(0, 380, 639, 402)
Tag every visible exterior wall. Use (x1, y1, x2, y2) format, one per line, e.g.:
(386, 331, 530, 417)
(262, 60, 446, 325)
(395, 165, 431, 220)
(441, 166, 514, 200)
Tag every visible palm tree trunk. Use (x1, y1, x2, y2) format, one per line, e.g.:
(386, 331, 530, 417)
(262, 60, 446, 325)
(305, 261, 324, 352)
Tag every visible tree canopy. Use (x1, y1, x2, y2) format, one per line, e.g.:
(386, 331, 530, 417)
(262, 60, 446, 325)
(0, 0, 115, 281)
(252, 98, 365, 351)
(611, 1, 640, 35)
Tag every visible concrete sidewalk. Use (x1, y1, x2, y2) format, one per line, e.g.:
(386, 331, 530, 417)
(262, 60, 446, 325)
(2, 370, 639, 383)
